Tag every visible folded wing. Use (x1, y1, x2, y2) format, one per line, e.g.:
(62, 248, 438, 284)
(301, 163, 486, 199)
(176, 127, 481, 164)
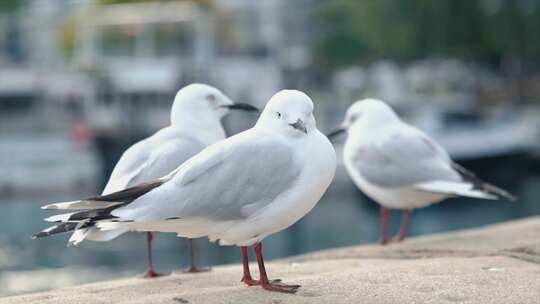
(352, 125, 459, 188)
(111, 134, 302, 224)
(353, 125, 515, 200)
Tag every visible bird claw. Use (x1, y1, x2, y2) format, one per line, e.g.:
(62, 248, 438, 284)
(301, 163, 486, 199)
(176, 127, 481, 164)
(141, 270, 167, 278)
(392, 235, 406, 243)
(262, 280, 301, 293)
(381, 234, 406, 245)
(241, 277, 259, 286)
(242, 277, 282, 286)
(182, 266, 211, 273)
(379, 238, 390, 245)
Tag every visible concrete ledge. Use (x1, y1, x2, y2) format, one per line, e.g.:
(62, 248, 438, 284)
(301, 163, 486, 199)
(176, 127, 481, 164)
(2, 217, 539, 304)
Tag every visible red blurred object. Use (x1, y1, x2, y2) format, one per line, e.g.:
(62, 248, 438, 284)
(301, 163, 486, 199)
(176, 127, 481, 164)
(68, 120, 92, 149)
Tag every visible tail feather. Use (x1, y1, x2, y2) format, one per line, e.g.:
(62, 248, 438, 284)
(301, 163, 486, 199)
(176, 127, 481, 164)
(68, 228, 91, 246)
(35, 178, 166, 245)
(41, 179, 165, 211)
(415, 181, 498, 199)
(32, 221, 93, 239)
(95, 220, 136, 231)
(42, 200, 124, 210)
(45, 212, 77, 222)
(479, 182, 516, 201)
(452, 163, 516, 201)
(44, 205, 122, 223)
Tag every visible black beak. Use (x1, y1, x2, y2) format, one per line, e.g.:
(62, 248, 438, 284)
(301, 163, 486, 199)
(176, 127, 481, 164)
(290, 119, 307, 134)
(326, 128, 346, 140)
(219, 103, 260, 113)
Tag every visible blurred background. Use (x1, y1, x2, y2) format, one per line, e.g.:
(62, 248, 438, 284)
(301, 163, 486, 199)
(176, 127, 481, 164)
(1, 0, 540, 297)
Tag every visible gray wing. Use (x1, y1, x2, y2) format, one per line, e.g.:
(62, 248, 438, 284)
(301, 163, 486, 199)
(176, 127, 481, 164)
(103, 130, 206, 194)
(113, 135, 302, 221)
(102, 137, 153, 194)
(352, 125, 460, 187)
(128, 136, 206, 185)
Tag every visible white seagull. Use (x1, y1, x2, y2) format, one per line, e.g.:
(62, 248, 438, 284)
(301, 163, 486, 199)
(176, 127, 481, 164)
(35, 83, 258, 277)
(328, 98, 515, 244)
(34, 90, 336, 293)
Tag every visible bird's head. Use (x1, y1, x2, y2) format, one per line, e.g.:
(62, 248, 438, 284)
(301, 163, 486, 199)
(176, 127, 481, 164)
(257, 90, 316, 137)
(170, 83, 258, 126)
(327, 98, 398, 140)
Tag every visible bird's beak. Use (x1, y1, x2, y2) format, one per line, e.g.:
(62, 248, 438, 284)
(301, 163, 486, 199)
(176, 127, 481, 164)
(290, 119, 307, 134)
(326, 128, 346, 140)
(219, 103, 260, 113)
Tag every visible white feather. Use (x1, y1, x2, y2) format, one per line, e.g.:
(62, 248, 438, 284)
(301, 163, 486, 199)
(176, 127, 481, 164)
(44, 212, 76, 222)
(415, 181, 497, 200)
(68, 228, 90, 246)
(84, 229, 128, 242)
(41, 200, 122, 210)
(95, 221, 127, 231)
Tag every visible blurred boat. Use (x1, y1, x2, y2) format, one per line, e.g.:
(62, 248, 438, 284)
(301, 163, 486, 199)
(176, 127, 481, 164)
(410, 105, 540, 161)
(0, 132, 100, 196)
(0, 67, 99, 196)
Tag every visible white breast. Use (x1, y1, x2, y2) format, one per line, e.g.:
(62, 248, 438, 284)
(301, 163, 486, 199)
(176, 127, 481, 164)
(216, 131, 337, 246)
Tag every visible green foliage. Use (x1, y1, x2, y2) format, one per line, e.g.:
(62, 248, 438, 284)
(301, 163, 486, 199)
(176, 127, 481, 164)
(57, 15, 76, 57)
(0, 0, 23, 14)
(97, 0, 161, 4)
(97, 0, 214, 6)
(316, 0, 540, 66)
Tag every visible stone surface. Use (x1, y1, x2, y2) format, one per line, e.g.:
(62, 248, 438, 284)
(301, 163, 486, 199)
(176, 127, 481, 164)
(289, 215, 540, 264)
(2, 217, 539, 304)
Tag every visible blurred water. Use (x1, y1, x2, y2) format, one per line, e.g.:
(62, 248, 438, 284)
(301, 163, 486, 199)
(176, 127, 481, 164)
(1, 157, 539, 297)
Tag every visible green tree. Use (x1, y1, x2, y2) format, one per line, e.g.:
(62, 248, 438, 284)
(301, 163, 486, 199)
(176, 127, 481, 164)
(0, 0, 23, 14)
(315, 0, 540, 66)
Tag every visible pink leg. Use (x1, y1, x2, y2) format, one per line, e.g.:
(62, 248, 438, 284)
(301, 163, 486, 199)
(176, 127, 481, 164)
(142, 232, 165, 278)
(182, 238, 210, 273)
(240, 246, 258, 286)
(396, 209, 410, 242)
(254, 243, 300, 293)
(241, 246, 282, 286)
(380, 207, 389, 245)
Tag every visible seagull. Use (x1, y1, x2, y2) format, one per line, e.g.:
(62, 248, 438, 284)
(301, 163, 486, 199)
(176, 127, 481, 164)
(34, 90, 336, 293)
(35, 83, 259, 277)
(327, 98, 515, 244)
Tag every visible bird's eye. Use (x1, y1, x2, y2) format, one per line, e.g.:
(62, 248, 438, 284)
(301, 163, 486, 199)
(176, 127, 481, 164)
(277, 112, 282, 119)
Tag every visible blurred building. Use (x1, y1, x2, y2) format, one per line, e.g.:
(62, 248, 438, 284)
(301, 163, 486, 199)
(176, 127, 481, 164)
(0, 0, 320, 193)
(0, 0, 320, 130)
(0, 0, 539, 194)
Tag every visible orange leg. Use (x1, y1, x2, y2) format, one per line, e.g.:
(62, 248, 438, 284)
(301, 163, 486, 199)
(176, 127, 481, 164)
(240, 246, 282, 286)
(142, 232, 165, 278)
(182, 238, 210, 273)
(240, 246, 259, 285)
(380, 207, 389, 245)
(395, 209, 410, 242)
(253, 243, 300, 293)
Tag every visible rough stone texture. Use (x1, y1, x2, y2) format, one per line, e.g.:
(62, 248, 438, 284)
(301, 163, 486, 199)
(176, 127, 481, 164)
(2, 217, 539, 304)
(289, 216, 540, 264)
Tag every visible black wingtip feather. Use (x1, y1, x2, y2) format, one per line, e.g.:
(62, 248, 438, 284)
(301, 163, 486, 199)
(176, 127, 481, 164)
(85, 179, 165, 204)
(452, 162, 517, 202)
(32, 222, 93, 239)
(34, 179, 166, 241)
